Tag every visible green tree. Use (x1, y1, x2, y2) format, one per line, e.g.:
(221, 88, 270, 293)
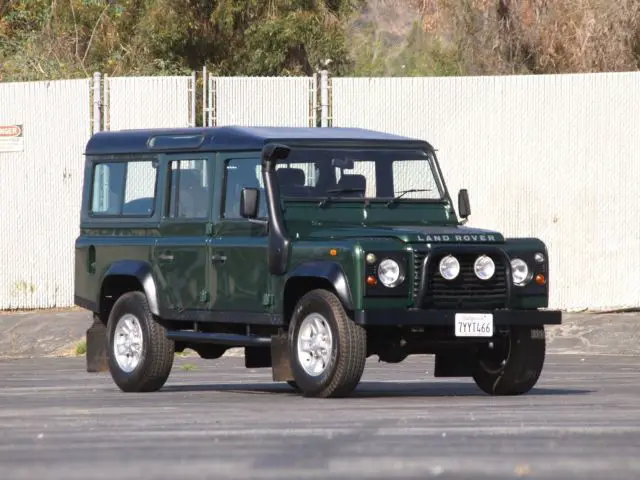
(0, 0, 363, 81)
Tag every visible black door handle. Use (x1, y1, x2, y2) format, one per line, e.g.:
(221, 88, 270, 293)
(212, 253, 227, 264)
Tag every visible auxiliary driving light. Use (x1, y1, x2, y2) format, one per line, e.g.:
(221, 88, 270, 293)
(474, 255, 495, 280)
(439, 255, 460, 280)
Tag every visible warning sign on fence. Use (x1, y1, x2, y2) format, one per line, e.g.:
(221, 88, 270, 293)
(0, 124, 24, 152)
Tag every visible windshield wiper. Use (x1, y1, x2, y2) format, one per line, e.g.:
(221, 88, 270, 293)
(318, 187, 366, 207)
(385, 189, 432, 207)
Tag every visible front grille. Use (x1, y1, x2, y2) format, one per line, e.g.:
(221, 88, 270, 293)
(413, 250, 508, 309)
(413, 250, 427, 299)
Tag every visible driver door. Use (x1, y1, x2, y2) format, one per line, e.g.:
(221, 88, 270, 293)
(209, 153, 270, 313)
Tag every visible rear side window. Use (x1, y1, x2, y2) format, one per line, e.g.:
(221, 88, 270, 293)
(166, 158, 210, 219)
(90, 159, 158, 216)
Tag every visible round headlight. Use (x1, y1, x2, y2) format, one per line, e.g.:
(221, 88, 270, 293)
(534, 252, 545, 263)
(377, 259, 404, 288)
(474, 255, 495, 280)
(511, 258, 530, 286)
(439, 255, 460, 280)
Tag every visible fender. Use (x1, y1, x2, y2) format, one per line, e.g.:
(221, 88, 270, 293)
(285, 261, 354, 310)
(99, 260, 161, 316)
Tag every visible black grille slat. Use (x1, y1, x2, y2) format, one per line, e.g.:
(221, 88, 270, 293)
(413, 250, 427, 299)
(413, 249, 508, 309)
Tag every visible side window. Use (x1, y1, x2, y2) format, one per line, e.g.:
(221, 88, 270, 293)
(166, 159, 210, 219)
(223, 158, 266, 219)
(90, 160, 157, 216)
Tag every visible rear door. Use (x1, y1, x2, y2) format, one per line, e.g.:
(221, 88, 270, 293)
(153, 153, 214, 313)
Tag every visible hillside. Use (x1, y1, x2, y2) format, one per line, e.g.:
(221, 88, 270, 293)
(1, 0, 639, 82)
(350, 0, 640, 76)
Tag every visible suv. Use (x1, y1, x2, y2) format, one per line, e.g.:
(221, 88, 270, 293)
(75, 126, 561, 398)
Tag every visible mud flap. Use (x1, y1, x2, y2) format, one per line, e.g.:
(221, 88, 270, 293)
(434, 351, 475, 377)
(86, 314, 109, 373)
(270, 330, 294, 381)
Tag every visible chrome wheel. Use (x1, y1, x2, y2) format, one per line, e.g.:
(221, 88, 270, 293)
(296, 313, 334, 377)
(113, 314, 144, 373)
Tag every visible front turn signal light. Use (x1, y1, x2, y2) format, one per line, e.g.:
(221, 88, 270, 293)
(535, 274, 546, 285)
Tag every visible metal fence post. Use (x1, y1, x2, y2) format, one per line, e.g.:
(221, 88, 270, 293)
(320, 70, 329, 127)
(202, 66, 208, 127)
(208, 74, 215, 127)
(92, 72, 102, 133)
(190, 70, 197, 127)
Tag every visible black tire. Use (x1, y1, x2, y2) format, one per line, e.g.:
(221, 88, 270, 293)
(288, 289, 367, 398)
(472, 325, 546, 396)
(106, 291, 175, 392)
(286, 380, 300, 391)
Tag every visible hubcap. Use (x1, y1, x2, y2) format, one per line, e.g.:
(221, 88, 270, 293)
(296, 313, 333, 377)
(113, 314, 144, 373)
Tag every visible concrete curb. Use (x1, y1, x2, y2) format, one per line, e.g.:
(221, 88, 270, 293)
(1, 310, 639, 360)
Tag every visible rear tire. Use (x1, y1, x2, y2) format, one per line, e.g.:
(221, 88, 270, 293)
(288, 289, 367, 398)
(472, 325, 546, 396)
(106, 291, 174, 392)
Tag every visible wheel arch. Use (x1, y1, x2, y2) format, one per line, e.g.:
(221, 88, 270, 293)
(98, 260, 160, 322)
(282, 261, 354, 324)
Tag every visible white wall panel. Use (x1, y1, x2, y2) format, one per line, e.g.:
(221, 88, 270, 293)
(2, 72, 637, 312)
(332, 73, 640, 311)
(106, 76, 192, 130)
(0, 79, 91, 309)
(211, 76, 315, 127)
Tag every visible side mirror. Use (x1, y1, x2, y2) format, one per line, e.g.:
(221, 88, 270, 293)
(458, 189, 471, 219)
(240, 187, 260, 219)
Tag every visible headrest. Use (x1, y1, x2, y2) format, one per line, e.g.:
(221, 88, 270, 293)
(337, 174, 366, 191)
(276, 168, 306, 186)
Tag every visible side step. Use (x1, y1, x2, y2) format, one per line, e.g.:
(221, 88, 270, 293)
(166, 331, 271, 347)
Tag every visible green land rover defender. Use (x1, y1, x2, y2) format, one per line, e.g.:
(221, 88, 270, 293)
(74, 126, 561, 398)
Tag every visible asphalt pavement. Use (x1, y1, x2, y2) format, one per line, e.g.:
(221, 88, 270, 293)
(1, 354, 639, 479)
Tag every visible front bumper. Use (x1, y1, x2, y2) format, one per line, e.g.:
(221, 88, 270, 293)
(353, 308, 562, 327)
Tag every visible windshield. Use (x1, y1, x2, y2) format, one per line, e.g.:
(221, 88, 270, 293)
(274, 147, 445, 202)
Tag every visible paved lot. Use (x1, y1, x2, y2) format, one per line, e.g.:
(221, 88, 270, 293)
(1, 354, 639, 479)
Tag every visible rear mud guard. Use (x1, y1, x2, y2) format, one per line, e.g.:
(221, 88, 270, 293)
(86, 313, 109, 373)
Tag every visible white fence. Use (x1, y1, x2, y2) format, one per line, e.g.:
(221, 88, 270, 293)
(0, 75, 195, 310)
(332, 73, 640, 311)
(1, 71, 639, 311)
(206, 76, 316, 127)
(0, 79, 91, 309)
(104, 75, 195, 130)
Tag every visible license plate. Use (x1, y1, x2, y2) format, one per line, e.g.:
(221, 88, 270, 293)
(454, 313, 494, 337)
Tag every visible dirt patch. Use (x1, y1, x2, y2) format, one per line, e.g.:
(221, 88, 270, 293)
(0, 310, 90, 359)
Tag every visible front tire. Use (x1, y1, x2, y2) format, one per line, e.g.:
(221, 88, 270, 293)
(288, 289, 367, 398)
(472, 325, 546, 396)
(106, 291, 175, 392)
